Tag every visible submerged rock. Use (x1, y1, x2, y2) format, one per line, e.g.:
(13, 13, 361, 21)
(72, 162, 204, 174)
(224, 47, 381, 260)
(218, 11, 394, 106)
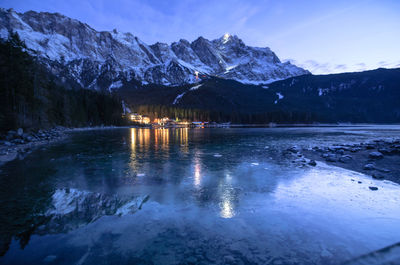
(372, 173, 384, 180)
(378, 148, 395, 155)
(350, 147, 362, 152)
(325, 154, 337, 162)
(369, 152, 383, 159)
(365, 144, 375, 150)
(339, 155, 352, 163)
(363, 164, 375, 170)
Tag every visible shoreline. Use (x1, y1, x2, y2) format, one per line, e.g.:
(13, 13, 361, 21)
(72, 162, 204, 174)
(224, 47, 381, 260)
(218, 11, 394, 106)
(293, 138, 400, 185)
(0, 128, 68, 167)
(2, 125, 400, 178)
(0, 125, 131, 167)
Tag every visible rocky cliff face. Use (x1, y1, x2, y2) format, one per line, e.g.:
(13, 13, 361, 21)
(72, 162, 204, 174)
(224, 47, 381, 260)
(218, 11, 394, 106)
(0, 8, 309, 91)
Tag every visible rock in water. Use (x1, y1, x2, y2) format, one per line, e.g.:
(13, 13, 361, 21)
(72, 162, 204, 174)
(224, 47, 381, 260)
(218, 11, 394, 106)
(363, 164, 375, 170)
(308, 160, 317, 166)
(287, 146, 300, 153)
(369, 152, 383, 159)
(325, 154, 337, 162)
(339, 155, 352, 163)
(369, 186, 379, 191)
(372, 173, 384, 180)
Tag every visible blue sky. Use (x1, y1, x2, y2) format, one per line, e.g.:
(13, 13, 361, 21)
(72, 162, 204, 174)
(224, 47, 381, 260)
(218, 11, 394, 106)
(2, 0, 400, 74)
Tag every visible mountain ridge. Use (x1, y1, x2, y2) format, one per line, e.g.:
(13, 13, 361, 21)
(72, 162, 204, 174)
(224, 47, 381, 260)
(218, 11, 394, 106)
(0, 8, 309, 90)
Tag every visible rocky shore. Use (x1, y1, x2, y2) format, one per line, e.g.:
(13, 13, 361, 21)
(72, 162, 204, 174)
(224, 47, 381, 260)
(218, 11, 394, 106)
(285, 138, 400, 185)
(0, 127, 67, 166)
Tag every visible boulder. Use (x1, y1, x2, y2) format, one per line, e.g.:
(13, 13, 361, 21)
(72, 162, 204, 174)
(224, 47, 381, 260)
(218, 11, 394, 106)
(325, 154, 337, 162)
(287, 146, 300, 153)
(350, 147, 362, 152)
(372, 173, 384, 180)
(363, 164, 375, 170)
(369, 186, 378, 191)
(25, 135, 34, 142)
(339, 155, 352, 163)
(369, 151, 383, 159)
(308, 160, 317, 166)
(335, 149, 345, 155)
(12, 139, 25, 144)
(378, 148, 395, 155)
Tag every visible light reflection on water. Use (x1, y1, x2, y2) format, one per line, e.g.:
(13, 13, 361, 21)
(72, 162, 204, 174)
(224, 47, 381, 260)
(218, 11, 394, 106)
(129, 128, 238, 218)
(219, 173, 236, 218)
(193, 156, 202, 188)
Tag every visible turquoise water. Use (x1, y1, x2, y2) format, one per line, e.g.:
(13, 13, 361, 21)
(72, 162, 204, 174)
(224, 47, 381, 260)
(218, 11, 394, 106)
(0, 126, 400, 264)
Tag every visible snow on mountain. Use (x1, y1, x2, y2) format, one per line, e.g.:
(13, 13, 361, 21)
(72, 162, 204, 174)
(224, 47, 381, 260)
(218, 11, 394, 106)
(0, 8, 309, 90)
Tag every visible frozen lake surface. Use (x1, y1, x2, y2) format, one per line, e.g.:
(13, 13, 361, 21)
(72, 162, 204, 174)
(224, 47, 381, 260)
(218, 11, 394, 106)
(0, 126, 400, 264)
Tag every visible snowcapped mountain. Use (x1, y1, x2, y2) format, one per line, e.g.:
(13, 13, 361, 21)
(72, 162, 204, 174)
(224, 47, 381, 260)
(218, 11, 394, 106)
(0, 8, 309, 90)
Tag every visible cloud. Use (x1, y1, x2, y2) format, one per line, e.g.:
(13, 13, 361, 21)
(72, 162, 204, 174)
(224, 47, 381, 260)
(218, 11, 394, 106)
(292, 60, 367, 74)
(295, 59, 400, 75)
(378, 61, 390, 66)
(334, 64, 347, 70)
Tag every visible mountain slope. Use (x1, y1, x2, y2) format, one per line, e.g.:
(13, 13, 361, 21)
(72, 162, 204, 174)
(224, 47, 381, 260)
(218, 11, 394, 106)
(0, 8, 309, 89)
(119, 68, 400, 123)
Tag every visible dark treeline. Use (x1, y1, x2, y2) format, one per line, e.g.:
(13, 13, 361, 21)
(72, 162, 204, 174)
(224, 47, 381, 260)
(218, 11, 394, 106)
(0, 32, 123, 132)
(134, 104, 318, 124)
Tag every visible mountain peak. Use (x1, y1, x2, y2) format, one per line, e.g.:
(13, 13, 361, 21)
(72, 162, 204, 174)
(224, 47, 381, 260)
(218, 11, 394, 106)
(222, 33, 231, 43)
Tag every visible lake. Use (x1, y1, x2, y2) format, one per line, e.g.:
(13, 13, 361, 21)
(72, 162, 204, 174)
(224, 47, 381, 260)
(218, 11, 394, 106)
(1, 126, 400, 264)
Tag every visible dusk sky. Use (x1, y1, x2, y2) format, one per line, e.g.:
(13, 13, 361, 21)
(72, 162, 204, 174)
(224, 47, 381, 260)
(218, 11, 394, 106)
(2, 0, 400, 74)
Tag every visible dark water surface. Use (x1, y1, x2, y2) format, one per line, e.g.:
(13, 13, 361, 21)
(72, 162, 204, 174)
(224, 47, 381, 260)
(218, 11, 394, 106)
(1, 126, 400, 264)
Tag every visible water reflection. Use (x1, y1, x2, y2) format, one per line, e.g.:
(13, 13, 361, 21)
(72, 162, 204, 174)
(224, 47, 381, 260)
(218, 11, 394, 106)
(193, 156, 201, 188)
(2, 127, 400, 264)
(129, 128, 239, 218)
(130, 128, 191, 159)
(219, 173, 236, 218)
(179, 128, 189, 153)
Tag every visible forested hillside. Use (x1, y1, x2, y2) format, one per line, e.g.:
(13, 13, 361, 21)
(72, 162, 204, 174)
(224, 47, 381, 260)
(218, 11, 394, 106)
(0, 33, 123, 132)
(120, 68, 400, 124)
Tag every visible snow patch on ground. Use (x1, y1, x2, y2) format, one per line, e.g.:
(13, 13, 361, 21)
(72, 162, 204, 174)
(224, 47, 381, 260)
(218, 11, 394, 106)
(190, 84, 202, 91)
(109, 80, 123, 92)
(173, 92, 186, 105)
(274, 92, 284, 104)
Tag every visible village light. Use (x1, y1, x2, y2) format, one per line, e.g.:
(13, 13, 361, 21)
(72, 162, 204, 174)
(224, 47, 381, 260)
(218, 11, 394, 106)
(142, 116, 150, 124)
